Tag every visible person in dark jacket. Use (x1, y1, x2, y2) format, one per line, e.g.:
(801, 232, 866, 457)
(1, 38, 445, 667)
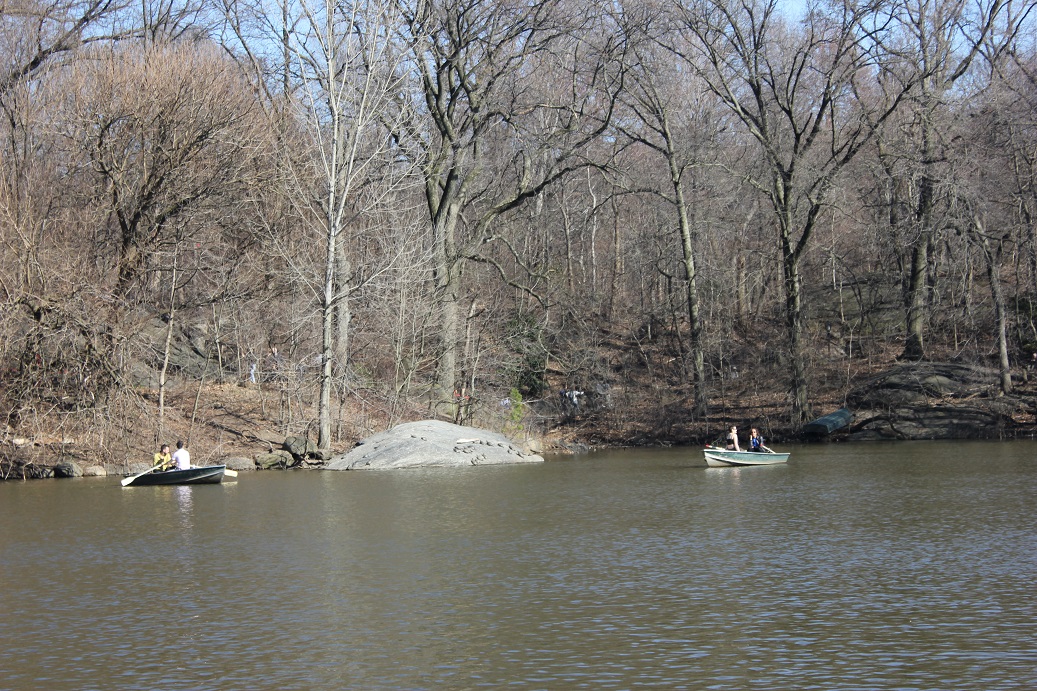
(749, 428, 765, 452)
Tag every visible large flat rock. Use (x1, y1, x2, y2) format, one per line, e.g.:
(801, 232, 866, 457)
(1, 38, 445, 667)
(326, 420, 544, 470)
(844, 361, 1023, 440)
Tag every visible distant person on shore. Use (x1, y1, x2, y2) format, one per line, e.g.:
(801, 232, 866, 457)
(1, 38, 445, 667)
(559, 388, 584, 415)
(153, 444, 172, 470)
(749, 428, 764, 452)
(172, 440, 191, 470)
(726, 425, 741, 451)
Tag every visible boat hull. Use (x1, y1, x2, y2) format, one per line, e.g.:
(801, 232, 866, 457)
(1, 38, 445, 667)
(803, 407, 854, 437)
(124, 465, 226, 486)
(703, 449, 789, 467)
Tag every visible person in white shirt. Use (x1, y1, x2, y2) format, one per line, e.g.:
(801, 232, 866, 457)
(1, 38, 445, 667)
(172, 440, 191, 470)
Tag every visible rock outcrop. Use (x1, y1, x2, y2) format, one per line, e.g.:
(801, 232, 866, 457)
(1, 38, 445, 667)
(326, 420, 544, 470)
(256, 450, 294, 470)
(52, 461, 83, 478)
(222, 456, 255, 472)
(845, 362, 1025, 440)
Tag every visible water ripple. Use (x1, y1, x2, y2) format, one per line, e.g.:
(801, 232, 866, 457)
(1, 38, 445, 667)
(2, 441, 1036, 689)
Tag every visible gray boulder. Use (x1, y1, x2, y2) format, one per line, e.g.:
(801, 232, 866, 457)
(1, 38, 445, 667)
(83, 465, 108, 477)
(125, 461, 152, 474)
(327, 420, 544, 471)
(256, 450, 294, 470)
(284, 435, 317, 460)
(52, 461, 83, 478)
(222, 456, 254, 472)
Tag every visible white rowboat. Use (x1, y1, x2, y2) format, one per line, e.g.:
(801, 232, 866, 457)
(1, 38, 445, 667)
(703, 447, 789, 467)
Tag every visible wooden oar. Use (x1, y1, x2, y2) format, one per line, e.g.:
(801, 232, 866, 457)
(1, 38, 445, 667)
(121, 461, 164, 487)
(176, 464, 239, 478)
(761, 445, 776, 454)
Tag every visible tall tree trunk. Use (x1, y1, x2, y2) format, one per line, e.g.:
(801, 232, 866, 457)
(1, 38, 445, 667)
(974, 216, 1012, 394)
(903, 118, 936, 361)
(777, 188, 812, 425)
(903, 238, 929, 359)
(610, 195, 622, 322)
(318, 35, 342, 453)
(781, 230, 811, 424)
(157, 258, 178, 445)
(561, 192, 576, 292)
(432, 199, 463, 407)
(669, 158, 706, 417)
(334, 248, 351, 441)
(319, 218, 336, 452)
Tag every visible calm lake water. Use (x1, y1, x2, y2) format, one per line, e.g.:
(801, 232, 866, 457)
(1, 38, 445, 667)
(2, 441, 1036, 690)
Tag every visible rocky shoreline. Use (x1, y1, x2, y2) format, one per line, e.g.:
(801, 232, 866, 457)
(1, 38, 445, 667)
(2, 362, 1033, 482)
(840, 362, 1030, 441)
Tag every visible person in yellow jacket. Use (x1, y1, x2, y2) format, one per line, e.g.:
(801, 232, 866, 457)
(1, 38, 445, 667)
(153, 444, 173, 471)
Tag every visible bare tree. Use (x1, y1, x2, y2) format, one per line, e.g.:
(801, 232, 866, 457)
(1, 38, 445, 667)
(388, 0, 627, 412)
(669, 0, 922, 423)
(0, 0, 133, 97)
(612, 6, 728, 417)
(241, 0, 424, 452)
(69, 44, 260, 299)
(990, 50, 1037, 354)
(882, 0, 1020, 360)
(953, 44, 1037, 394)
(59, 40, 266, 410)
(969, 213, 1013, 392)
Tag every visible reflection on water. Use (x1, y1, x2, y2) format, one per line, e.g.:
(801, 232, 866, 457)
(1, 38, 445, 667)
(1, 441, 1036, 690)
(173, 485, 194, 526)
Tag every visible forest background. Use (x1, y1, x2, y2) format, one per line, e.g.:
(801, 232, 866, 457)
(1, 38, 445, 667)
(3, 0, 1037, 470)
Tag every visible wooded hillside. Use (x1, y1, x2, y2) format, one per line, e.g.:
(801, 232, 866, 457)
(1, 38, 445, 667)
(3, 0, 1037, 465)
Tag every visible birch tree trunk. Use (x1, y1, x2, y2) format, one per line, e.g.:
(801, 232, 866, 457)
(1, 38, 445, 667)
(157, 258, 179, 445)
(279, 0, 414, 452)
